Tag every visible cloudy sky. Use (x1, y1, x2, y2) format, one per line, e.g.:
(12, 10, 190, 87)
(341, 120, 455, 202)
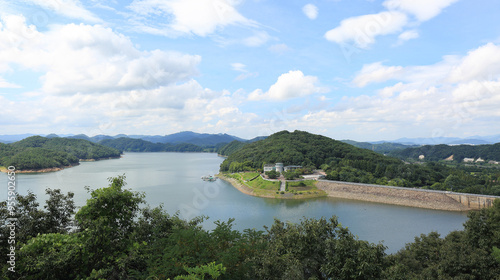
(1, 0, 499, 141)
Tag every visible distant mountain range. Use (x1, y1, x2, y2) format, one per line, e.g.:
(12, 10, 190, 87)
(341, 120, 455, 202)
(0, 132, 259, 146)
(1, 132, 499, 146)
(371, 135, 500, 145)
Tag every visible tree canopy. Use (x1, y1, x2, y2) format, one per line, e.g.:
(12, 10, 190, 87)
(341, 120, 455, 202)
(0, 136, 121, 171)
(1, 176, 499, 279)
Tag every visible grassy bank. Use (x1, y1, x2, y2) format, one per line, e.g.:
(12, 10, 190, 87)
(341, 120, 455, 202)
(219, 172, 327, 199)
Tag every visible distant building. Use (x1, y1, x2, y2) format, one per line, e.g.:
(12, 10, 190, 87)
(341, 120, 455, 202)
(488, 160, 499, 165)
(263, 162, 301, 173)
(463, 158, 475, 163)
(275, 163, 284, 173)
(419, 155, 425, 160)
(263, 164, 275, 172)
(284, 165, 302, 172)
(476, 158, 485, 163)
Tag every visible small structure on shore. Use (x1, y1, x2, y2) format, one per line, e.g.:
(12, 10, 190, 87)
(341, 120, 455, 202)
(201, 175, 217, 182)
(264, 162, 301, 173)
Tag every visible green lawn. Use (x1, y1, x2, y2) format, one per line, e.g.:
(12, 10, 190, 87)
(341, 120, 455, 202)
(247, 176, 279, 191)
(241, 172, 259, 181)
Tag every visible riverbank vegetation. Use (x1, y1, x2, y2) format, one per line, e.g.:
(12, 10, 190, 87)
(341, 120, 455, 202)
(1, 176, 499, 279)
(0, 136, 121, 171)
(219, 130, 500, 196)
(221, 172, 327, 198)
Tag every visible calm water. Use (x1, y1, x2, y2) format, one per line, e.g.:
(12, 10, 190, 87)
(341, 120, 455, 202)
(0, 152, 468, 253)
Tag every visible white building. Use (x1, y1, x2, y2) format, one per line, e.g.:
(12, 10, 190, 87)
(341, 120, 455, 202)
(264, 162, 301, 173)
(463, 158, 475, 163)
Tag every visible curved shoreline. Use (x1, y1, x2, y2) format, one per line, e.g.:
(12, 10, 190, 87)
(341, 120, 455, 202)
(217, 174, 327, 200)
(0, 156, 122, 173)
(218, 174, 499, 211)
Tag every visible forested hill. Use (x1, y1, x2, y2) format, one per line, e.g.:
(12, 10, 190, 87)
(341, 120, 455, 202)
(341, 140, 418, 154)
(389, 143, 500, 162)
(98, 138, 204, 152)
(220, 130, 402, 172)
(219, 130, 500, 194)
(0, 136, 121, 170)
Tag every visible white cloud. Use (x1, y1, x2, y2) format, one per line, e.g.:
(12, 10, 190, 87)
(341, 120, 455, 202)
(242, 31, 271, 47)
(24, 0, 101, 22)
(447, 43, 500, 83)
(127, 0, 256, 37)
(308, 43, 500, 139)
(383, 0, 459, 22)
(302, 4, 318, 20)
(268, 43, 291, 54)
(0, 77, 20, 88)
(325, 0, 458, 48)
(324, 11, 408, 49)
(249, 70, 327, 101)
(0, 16, 201, 95)
(397, 29, 419, 42)
(231, 62, 246, 72)
(352, 62, 403, 87)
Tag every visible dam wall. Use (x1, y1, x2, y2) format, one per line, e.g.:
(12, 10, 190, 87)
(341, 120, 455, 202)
(316, 180, 499, 211)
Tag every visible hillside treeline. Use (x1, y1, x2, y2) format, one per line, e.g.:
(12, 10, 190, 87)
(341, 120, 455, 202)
(219, 131, 500, 195)
(0, 136, 121, 170)
(389, 143, 500, 162)
(1, 176, 499, 279)
(98, 137, 205, 152)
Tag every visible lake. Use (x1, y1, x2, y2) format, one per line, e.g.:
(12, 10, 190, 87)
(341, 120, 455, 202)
(0, 152, 468, 253)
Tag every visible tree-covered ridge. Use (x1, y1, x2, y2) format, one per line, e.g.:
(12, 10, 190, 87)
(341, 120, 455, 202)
(1, 176, 499, 279)
(98, 137, 204, 152)
(12, 136, 121, 160)
(217, 140, 249, 156)
(341, 139, 418, 154)
(220, 130, 402, 171)
(389, 143, 500, 162)
(0, 136, 121, 170)
(219, 130, 500, 194)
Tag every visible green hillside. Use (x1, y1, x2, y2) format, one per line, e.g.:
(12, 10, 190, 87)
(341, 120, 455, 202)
(341, 140, 417, 154)
(221, 130, 401, 171)
(0, 136, 121, 171)
(217, 140, 249, 156)
(219, 130, 500, 194)
(389, 143, 500, 162)
(98, 137, 204, 152)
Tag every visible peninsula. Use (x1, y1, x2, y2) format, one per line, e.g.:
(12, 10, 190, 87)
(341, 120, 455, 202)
(218, 130, 500, 209)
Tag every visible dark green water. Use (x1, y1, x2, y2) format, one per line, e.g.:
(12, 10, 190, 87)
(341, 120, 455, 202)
(1, 152, 468, 253)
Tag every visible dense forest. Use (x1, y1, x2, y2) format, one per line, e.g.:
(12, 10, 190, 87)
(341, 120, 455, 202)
(341, 140, 418, 154)
(389, 143, 500, 162)
(0, 136, 121, 170)
(98, 137, 205, 152)
(1, 176, 499, 279)
(220, 130, 500, 195)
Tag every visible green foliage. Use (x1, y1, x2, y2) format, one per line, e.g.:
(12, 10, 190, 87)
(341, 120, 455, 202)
(216, 140, 248, 156)
(389, 143, 500, 162)
(75, 175, 145, 279)
(265, 170, 278, 179)
(342, 140, 418, 154)
(3, 176, 500, 280)
(99, 137, 204, 152)
(0, 136, 121, 171)
(249, 216, 386, 280)
(221, 130, 402, 172)
(174, 262, 226, 280)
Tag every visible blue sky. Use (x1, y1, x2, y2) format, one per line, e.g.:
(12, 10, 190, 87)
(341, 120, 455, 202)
(1, 0, 500, 141)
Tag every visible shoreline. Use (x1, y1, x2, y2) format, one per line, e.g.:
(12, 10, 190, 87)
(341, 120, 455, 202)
(217, 174, 327, 200)
(0, 156, 122, 174)
(218, 174, 498, 211)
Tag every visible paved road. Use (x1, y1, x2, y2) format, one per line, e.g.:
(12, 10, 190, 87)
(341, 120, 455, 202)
(279, 180, 286, 192)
